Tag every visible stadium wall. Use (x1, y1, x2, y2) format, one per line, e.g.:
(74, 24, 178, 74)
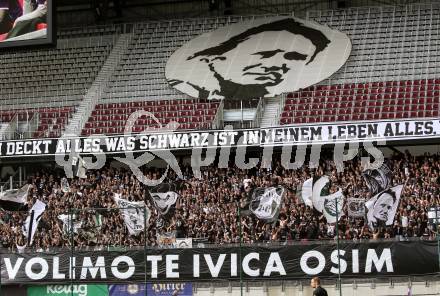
(1, 280, 439, 296)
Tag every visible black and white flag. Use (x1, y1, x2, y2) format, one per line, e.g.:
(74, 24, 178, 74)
(347, 197, 366, 218)
(113, 194, 149, 236)
(322, 189, 344, 224)
(149, 182, 180, 217)
(22, 200, 46, 246)
(365, 185, 403, 228)
(0, 184, 30, 211)
(61, 178, 70, 193)
(72, 156, 87, 179)
(362, 164, 392, 196)
(311, 176, 331, 212)
(307, 176, 345, 224)
(249, 186, 285, 222)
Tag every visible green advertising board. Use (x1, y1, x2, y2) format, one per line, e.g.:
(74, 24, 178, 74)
(27, 285, 109, 296)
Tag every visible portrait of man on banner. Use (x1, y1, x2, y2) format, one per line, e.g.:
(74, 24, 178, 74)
(365, 185, 403, 228)
(166, 16, 352, 100)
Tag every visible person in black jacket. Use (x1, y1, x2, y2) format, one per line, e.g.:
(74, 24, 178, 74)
(310, 277, 328, 296)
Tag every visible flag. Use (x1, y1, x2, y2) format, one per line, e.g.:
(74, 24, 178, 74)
(299, 178, 313, 208)
(113, 194, 149, 236)
(365, 185, 403, 229)
(72, 156, 87, 179)
(307, 175, 345, 224)
(311, 176, 331, 212)
(61, 177, 70, 193)
(322, 189, 344, 224)
(347, 197, 366, 218)
(0, 184, 30, 211)
(362, 164, 392, 195)
(58, 214, 82, 234)
(148, 182, 180, 216)
(22, 200, 46, 246)
(249, 186, 284, 222)
(94, 213, 103, 230)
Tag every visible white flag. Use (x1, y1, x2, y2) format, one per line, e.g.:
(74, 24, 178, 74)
(300, 178, 313, 208)
(312, 176, 330, 212)
(22, 200, 46, 246)
(113, 194, 149, 235)
(365, 184, 403, 229)
(322, 189, 344, 224)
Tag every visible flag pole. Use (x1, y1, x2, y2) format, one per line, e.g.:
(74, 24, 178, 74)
(144, 205, 148, 296)
(237, 203, 243, 296)
(335, 197, 342, 296)
(70, 192, 76, 296)
(436, 206, 440, 273)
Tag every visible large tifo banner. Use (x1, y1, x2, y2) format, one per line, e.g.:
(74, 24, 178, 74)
(0, 241, 437, 284)
(0, 119, 439, 157)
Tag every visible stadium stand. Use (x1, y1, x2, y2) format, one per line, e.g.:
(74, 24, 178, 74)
(82, 99, 221, 135)
(0, 151, 437, 250)
(93, 4, 440, 131)
(280, 79, 440, 124)
(0, 27, 120, 139)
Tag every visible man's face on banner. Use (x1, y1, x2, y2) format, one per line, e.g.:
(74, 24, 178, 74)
(210, 31, 316, 87)
(373, 193, 394, 221)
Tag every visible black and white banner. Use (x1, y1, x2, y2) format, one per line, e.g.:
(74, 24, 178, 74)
(72, 156, 87, 179)
(347, 198, 365, 218)
(249, 186, 284, 222)
(362, 164, 393, 196)
(0, 240, 437, 284)
(365, 185, 403, 229)
(322, 189, 344, 224)
(148, 183, 180, 217)
(300, 176, 344, 224)
(113, 194, 149, 236)
(0, 184, 30, 211)
(166, 16, 351, 100)
(22, 200, 46, 246)
(1, 119, 440, 157)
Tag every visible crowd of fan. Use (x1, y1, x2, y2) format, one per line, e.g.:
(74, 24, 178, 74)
(0, 150, 439, 251)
